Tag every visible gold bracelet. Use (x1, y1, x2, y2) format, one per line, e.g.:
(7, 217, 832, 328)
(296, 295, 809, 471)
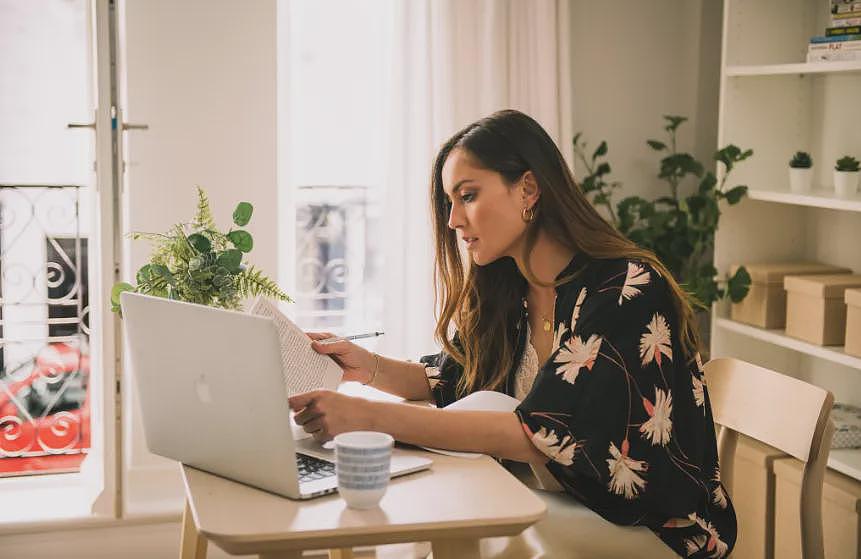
(363, 352, 381, 386)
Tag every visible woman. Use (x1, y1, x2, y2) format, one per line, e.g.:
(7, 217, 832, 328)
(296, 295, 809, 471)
(288, 110, 735, 558)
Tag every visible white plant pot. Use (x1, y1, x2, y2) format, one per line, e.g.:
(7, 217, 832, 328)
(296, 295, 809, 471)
(789, 167, 813, 193)
(834, 170, 860, 197)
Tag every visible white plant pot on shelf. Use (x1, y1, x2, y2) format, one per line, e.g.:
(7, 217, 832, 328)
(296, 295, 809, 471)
(789, 167, 813, 192)
(834, 170, 860, 197)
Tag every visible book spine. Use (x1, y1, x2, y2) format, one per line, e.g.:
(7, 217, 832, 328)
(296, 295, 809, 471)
(808, 40, 861, 50)
(810, 33, 861, 43)
(807, 48, 861, 61)
(827, 25, 861, 35)
(832, 17, 861, 26)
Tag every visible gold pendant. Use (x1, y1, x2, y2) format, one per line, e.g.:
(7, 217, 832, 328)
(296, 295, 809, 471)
(543, 319, 552, 332)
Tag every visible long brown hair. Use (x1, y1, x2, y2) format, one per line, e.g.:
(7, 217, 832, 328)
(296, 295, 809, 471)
(431, 109, 701, 397)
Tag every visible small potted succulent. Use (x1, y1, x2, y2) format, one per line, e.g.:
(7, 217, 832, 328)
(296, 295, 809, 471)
(834, 155, 860, 197)
(789, 151, 813, 193)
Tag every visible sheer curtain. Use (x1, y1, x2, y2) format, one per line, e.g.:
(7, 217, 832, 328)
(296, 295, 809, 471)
(378, 0, 573, 361)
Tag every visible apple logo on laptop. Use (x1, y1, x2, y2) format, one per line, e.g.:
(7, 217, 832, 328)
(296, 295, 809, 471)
(194, 374, 213, 404)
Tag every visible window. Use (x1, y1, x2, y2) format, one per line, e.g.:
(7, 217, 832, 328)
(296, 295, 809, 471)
(285, 0, 393, 339)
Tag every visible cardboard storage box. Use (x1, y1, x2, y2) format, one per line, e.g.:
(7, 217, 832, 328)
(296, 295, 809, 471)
(784, 274, 861, 345)
(730, 434, 786, 559)
(730, 262, 850, 329)
(847, 289, 861, 357)
(774, 457, 861, 559)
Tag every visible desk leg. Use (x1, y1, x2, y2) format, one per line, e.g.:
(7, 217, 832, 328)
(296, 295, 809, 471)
(259, 553, 302, 559)
(328, 549, 355, 559)
(180, 499, 208, 559)
(431, 538, 480, 559)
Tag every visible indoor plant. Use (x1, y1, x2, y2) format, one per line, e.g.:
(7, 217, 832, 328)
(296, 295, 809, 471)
(834, 155, 860, 197)
(110, 187, 291, 314)
(789, 151, 813, 193)
(573, 116, 753, 312)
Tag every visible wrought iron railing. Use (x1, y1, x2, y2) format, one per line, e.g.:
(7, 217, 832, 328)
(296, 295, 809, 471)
(0, 184, 90, 474)
(294, 185, 381, 335)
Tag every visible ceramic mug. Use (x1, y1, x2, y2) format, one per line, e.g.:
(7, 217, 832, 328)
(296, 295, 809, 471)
(334, 431, 393, 509)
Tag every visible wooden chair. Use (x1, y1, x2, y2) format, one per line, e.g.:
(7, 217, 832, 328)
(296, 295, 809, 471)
(704, 357, 835, 559)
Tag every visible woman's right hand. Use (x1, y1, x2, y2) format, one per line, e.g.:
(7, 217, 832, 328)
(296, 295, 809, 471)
(306, 332, 376, 384)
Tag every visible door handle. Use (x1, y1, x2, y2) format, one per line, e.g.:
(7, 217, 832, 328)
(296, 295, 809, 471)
(67, 122, 96, 129)
(122, 123, 149, 130)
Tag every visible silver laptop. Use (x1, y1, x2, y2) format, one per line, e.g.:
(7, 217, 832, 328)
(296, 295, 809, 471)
(120, 292, 431, 499)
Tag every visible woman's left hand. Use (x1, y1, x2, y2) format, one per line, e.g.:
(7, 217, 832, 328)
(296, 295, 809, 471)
(288, 390, 375, 442)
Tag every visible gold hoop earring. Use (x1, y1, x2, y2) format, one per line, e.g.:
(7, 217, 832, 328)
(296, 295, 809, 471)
(521, 206, 535, 223)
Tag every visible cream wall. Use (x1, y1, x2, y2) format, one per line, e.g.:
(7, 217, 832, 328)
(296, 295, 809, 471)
(567, 0, 723, 201)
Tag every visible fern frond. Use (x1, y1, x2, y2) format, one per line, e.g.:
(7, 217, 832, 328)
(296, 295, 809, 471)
(236, 266, 293, 302)
(193, 186, 217, 231)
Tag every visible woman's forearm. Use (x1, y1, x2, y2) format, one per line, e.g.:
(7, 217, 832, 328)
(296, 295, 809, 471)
(365, 400, 548, 464)
(366, 355, 433, 401)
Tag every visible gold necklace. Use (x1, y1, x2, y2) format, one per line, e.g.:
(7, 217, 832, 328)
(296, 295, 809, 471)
(525, 297, 554, 333)
(539, 312, 552, 332)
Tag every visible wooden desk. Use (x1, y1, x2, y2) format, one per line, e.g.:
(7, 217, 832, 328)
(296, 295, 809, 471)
(179, 447, 547, 559)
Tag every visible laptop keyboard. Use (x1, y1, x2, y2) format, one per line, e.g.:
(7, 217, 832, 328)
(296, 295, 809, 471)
(296, 453, 336, 484)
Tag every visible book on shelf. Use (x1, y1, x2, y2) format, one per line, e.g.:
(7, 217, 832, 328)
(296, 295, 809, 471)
(831, 0, 861, 18)
(832, 17, 861, 26)
(808, 38, 861, 50)
(827, 25, 861, 35)
(807, 49, 861, 62)
(810, 33, 861, 43)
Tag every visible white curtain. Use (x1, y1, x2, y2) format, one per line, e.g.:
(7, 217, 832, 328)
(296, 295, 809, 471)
(378, 0, 573, 361)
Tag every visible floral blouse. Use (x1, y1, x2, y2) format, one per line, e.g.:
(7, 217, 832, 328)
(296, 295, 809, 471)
(421, 254, 736, 558)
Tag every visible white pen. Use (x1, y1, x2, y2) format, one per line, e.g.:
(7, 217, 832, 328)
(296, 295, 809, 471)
(318, 331, 385, 344)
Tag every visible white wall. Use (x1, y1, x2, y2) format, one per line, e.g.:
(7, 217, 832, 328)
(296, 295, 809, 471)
(567, 0, 723, 201)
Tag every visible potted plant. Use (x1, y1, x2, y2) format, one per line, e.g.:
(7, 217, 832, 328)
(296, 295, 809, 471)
(789, 151, 813, 193)
(573, 116, 753, 354)
(110, 187, 291, 315)
(834, 155, 860, 197)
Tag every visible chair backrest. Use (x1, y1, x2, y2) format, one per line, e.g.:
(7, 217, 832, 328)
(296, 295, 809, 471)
(703, 357, 834, 559)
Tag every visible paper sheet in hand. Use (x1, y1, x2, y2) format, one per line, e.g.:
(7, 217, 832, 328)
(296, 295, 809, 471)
(249, 297, 343, 396)
(421, 390, 521, 459)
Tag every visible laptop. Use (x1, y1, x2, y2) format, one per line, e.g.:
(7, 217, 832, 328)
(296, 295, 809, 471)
(120, 292, 432, 499)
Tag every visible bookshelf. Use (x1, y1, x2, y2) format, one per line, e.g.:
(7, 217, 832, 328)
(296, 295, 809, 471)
(713, 0, 861, 482)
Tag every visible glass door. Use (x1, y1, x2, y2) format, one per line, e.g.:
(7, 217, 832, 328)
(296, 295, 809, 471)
(0, 0, 120, 522)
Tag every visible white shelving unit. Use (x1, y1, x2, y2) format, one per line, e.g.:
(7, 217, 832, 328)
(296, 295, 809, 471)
(713, 0, 861, 483)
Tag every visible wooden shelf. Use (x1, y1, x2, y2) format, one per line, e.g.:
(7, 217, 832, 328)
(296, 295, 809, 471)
(746, 187, 861, 212)
(829, 449, 861, 482)
(714, 317, 861, 371)
(726, 61, 861, 77)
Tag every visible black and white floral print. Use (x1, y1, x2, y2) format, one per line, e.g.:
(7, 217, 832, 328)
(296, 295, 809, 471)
(421, 254, 736, 558)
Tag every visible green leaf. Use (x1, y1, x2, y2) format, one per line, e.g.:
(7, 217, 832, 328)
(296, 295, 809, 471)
(698, 173, 717, 194)
(136, 264, 153, 285)
(227, 230, 254, 252)
(663, 115, 688, 132)
(647, 140, 667, 151)
(187, 233, 211, 254)
(111, 282, 135, 308)
(723, 185, 748, 204)
(235, 265, 293, 302)
(150, 264, 176, 286)
(216, 249, 243, 272)
(592, 141, 607, 160)
(595, 162, 611, 176)
(572, 132, 582, 146)
(727, 266, 752, 303)
(193, 187, 217, 230)
(233, 202, 253, 226)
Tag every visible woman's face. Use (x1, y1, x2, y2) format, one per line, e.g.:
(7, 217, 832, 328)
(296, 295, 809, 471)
(441, 148, 532, 266)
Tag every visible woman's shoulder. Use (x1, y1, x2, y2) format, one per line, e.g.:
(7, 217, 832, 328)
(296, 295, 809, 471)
(554, 256, 673, 328)
(561, 255, 668, 296)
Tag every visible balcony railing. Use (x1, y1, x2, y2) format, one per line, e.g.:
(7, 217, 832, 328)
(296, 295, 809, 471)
(0, 184, 90, 476)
